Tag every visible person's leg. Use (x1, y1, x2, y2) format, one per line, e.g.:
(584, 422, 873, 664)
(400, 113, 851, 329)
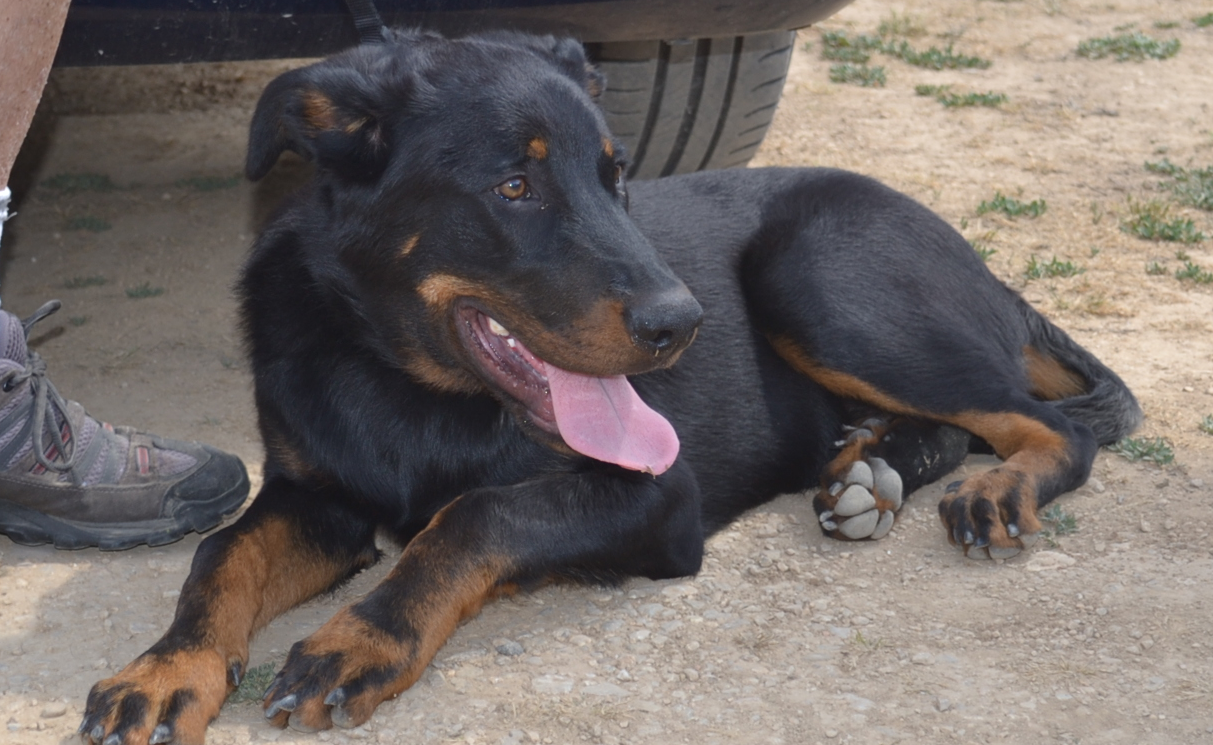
(0, 1, 252, 549)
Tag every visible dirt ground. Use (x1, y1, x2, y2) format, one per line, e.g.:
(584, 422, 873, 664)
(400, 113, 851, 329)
(2, 0, 1212, 743)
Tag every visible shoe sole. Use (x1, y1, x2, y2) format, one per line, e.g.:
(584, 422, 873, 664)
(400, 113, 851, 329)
(0, 469, 250, 551)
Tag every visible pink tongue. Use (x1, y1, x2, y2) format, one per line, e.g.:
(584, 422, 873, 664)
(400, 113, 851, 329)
(542, 362, 679, 475)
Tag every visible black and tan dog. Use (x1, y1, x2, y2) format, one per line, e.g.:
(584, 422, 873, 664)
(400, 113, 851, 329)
(82, 29, 1140, 744)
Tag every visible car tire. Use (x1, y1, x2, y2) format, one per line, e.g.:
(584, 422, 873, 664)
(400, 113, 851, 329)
(586, 30, 796, 180)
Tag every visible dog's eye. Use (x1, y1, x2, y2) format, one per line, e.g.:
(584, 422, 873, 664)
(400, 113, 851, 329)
(495, 177, 530, 201)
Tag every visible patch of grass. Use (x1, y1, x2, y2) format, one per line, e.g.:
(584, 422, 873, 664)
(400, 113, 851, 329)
(829, 63, 887, 87)
(1025, 255, 1085, 279)
(1196, 12, 1213, 28)
(819, 31, 883, 63)
(1199, 415, 1213, 436)
(175, 175, 242, 192)
(977, 191, 1047, 218)
(883, 40, 992, 69)
(41, 173, 117, 194)
(1153, 20, 1180, 29)
(1146, 261, 1168, 275)
(1076, 32, 1181, 61)
(125, 281, 165, 299)
(969, 230, 999, 261)
(228, 662, 277, 704)
(1108, 436, 1175, 465)
(877, 11, 927, 39)
(1144, 159, 1213, 211)
(1121, 199, 1206, 243)
(1175, 260, 1213, 283)
(916, 84, 1007, 107)
(64, 216, 112, 232)
(1042, 504, 1079, 536)
(63, 275, 107, 289)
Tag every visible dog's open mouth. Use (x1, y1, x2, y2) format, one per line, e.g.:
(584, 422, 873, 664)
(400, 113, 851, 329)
(456, 303, 679, 475)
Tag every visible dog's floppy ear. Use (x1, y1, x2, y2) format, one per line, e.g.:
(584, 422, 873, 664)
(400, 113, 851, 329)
(246, 63, 391, 182)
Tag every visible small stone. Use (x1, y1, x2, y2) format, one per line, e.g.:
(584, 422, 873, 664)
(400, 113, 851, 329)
(495, 640, 524, 656)
(935, 697, 952, 712)
(912, 652, 934, 665)
(825, 729, 839, 738)
(531, 675, 573, 695)
(1139, 519, 1152, 533)
(1087, 477, 1105, 493)
(39, 704, 67, 719)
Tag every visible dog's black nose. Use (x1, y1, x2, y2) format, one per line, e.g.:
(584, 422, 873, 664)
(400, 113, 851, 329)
(625, 292, 703, 357)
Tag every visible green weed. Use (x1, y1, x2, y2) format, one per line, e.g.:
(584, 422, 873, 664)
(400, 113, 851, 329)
(65, 216, 112, 232)
(915, 84, 1006, 107)
(977, 191, 1047, 218)
(1121, 199, 1206, 243)
(1175, 260, 1213, 283)
(1025, 255, 1084, 279)
(69, 316, 88, 327)
(41, 173, 117, 194)
(829, 63, 887, 87)
(228, 662, 278, 704)
(1042, 504, 1079, 536)
(1196, 13, 1213, 27)
(1199, 415, 1213, 435)
(63, 275, 107, 289)
(883, 40, 992, 69)
(969, 230, 999, 260)
(125, 282, 165, 299)
(877, 11, 927, 39)
(820, 31, 883, 63)
(1076, 33, 1181, 61)
(1108, 436, 1175, 465)
(1146, 261, 1168, 275)
(1153, 21, 1180, 29)
(175, 175, 241, 192)
(1144, 159, 1213, 211)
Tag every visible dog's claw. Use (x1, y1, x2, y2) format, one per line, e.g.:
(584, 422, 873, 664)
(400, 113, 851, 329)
(266, 694, 298, 718)
(90, 724, 104, 743)
(262, 672, 283, 702)
(1007, 523, 1020, 538)
(818, 509, 834, 523)
(103, 734, 121, 745)
(229, 661, 243, 688)
(150, 723, 173, 745)
(821, 520, 838, 531)
(945, 480, 963, 494)
(324, 687, 346, 707)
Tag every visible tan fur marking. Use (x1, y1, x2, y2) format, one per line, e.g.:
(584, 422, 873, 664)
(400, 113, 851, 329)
(603, 138, 614, 158)
(1023, 346, 1086, 400)
(527, 137, 548, 160)
(769, 336, 927, 416)
(400, 234, 421, 258)
(301, 90, 339, 130)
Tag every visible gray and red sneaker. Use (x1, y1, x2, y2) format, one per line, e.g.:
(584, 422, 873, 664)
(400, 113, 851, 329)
(0, 300, 249, 550)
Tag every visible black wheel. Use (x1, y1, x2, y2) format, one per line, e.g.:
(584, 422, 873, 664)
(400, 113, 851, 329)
(587, 30, 796, 180)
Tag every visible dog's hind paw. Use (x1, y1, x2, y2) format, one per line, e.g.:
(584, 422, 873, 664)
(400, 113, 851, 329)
(816, 456, 903, 541)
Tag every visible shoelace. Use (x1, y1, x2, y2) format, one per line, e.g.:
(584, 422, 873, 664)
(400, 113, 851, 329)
(0, 300, 80, 474)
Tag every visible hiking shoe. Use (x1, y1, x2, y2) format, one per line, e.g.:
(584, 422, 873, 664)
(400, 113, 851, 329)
(0, 300, 250, 550)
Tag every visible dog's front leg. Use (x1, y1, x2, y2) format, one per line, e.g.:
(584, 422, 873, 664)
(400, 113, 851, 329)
(262, 462, 704, 732)
(81, 477, 378, 745)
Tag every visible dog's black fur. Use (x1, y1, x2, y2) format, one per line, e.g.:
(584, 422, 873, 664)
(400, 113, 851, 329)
(82, 29, 1140, 743)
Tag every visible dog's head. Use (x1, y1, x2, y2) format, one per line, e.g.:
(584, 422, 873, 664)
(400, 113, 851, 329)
(247, 29, 701, 474)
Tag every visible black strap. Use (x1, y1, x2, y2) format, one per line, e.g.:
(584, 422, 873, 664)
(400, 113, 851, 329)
(344, 0, 388, 44)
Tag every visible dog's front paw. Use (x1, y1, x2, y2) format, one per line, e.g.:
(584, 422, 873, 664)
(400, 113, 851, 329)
(81, 647, 234, 745)
(264, 608, 414, 733)
(814, 456, 903, 541)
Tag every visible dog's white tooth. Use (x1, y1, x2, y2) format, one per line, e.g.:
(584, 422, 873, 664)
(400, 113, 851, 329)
(488, 318, 510, 336)
(506, 337, 517, 348)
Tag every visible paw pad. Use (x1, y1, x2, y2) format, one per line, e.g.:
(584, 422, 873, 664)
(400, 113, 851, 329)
(818, 456, 903, 541)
